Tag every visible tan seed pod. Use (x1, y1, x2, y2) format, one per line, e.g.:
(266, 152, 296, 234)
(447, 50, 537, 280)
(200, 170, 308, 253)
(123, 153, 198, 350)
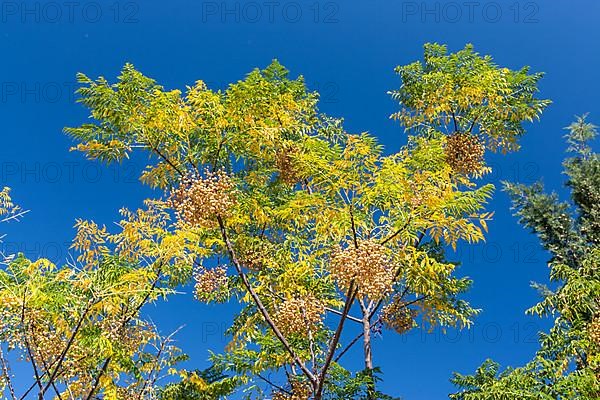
(272, 381, 312, 400)
(330, 239, 394, 300)
(170, 169, 237, 227)
(274, 295, 324, 336)
(194, 266, 228, 302)
(381, 296, 417, 334)
(444, 133, 485, 175)
(276, 145, 301, 185)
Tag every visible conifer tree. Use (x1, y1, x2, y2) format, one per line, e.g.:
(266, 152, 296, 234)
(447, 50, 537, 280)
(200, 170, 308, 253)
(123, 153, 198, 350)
(451, 115, 600, 399)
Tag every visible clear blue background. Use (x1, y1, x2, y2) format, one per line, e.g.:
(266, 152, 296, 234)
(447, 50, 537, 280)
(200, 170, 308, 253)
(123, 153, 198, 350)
(1, 1, 599, 398)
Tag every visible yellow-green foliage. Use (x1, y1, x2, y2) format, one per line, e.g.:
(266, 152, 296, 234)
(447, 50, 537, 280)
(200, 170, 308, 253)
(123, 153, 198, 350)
(0, 44, 548, 399)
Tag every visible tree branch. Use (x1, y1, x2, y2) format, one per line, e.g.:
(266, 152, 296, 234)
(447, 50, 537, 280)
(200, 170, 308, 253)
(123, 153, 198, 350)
(333, 330, 364, 364)
(0, 346, 17, 400)
(314, 284, 357, 399)
(380, 217, 412, 245)
(41, 301, 94, 396)
(30, 329, 64, 400)
(216, 216, 317, 386)
(19, 291, 43, 395)
(150, 144, 184, 176)
(257, 374, 291, 395)
(324, 307, 363, 324)
(85, 264, 164, 400)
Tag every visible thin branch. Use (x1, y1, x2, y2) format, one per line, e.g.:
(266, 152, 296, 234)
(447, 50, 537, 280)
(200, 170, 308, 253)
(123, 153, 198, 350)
(315, 285, 358, 399)
(85, 358, 110, 400)
(380, 217, 412, 245)
(19, 291, 43, 394)
(467, 116, 479, 134)
(450, 107, 458, 132)
(300, 304, 317, 375)
(41, 301, 94, 395)
(257, 374, 291, 395)
(1, 210, 30, 224)
(303, 179, 313, 195)
(139, 325, 185, 396)
(349, 204, 359, 249)
(267, 285, 361, 325)
(151, 144, 184, 176)
(336, 294, 430, 366)
(211, 135, 226, 172)
(0, 346, 17, 400)
(370, 286, 408, 321)
(19, 355, 88, 400)
(333, 331, 364, 364)
(314, 205, 363, 398)
(324, 307, 362, 324)
(370, 226, 424, 323)
(30, 329, 64, 400)
(216, 216, 317, 386)
(85, 264, 164, 400)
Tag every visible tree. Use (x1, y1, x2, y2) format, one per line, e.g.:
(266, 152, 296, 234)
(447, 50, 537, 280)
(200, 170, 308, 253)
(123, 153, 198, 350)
(451, 115, 600, 399)
(63, 43, 546, 399)
(0, 207, 190, 399)
(0, 43, 547, 399)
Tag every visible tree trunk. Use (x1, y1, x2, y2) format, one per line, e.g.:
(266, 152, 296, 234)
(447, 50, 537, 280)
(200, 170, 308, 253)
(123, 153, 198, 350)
(361, 304, 376, 400)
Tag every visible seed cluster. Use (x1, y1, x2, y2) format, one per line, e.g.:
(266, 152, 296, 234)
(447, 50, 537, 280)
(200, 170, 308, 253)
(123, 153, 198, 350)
(330, 240, 395, 300)
(381, 296, 416, 334)
(0, 295, 21, 349)
(194, 266, 228, 302)
(272, 381, 312, 400)
(274, 295, 324, 336)
(276, 146, 301, 185)
(170, 169, 236, 227)
(444, 133, 485, 175)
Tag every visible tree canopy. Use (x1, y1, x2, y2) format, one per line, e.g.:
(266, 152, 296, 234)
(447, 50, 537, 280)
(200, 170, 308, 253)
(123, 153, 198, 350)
(0, 44, 549, 399)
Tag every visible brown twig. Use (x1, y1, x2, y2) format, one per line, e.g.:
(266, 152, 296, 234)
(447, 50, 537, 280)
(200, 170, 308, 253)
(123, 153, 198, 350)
(0, 346, 17, 400)
(314, 284, 357, 399)
(19, 291, 43, 395)
(41, 301, 94, 396)
(85, 264, 164, 400)
(216, 216, 317, 386)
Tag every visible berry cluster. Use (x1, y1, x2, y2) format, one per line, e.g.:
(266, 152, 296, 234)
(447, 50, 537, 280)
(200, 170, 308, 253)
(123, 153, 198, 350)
(276, 146, 301, 185)
(272, 381, 312, 400)
(444, 133, 485, 175)
(0, 294, 21, 349)
(194, 266, 229, 302)
(381, 296, 416, 334)
(274, 295, 324, 336)
(170, 169, 237, 227)
(330, 240, 395, 300)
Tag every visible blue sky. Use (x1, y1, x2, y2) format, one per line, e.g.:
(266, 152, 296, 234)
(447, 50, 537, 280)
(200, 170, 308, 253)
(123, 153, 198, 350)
(1, 1, 599, 398)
